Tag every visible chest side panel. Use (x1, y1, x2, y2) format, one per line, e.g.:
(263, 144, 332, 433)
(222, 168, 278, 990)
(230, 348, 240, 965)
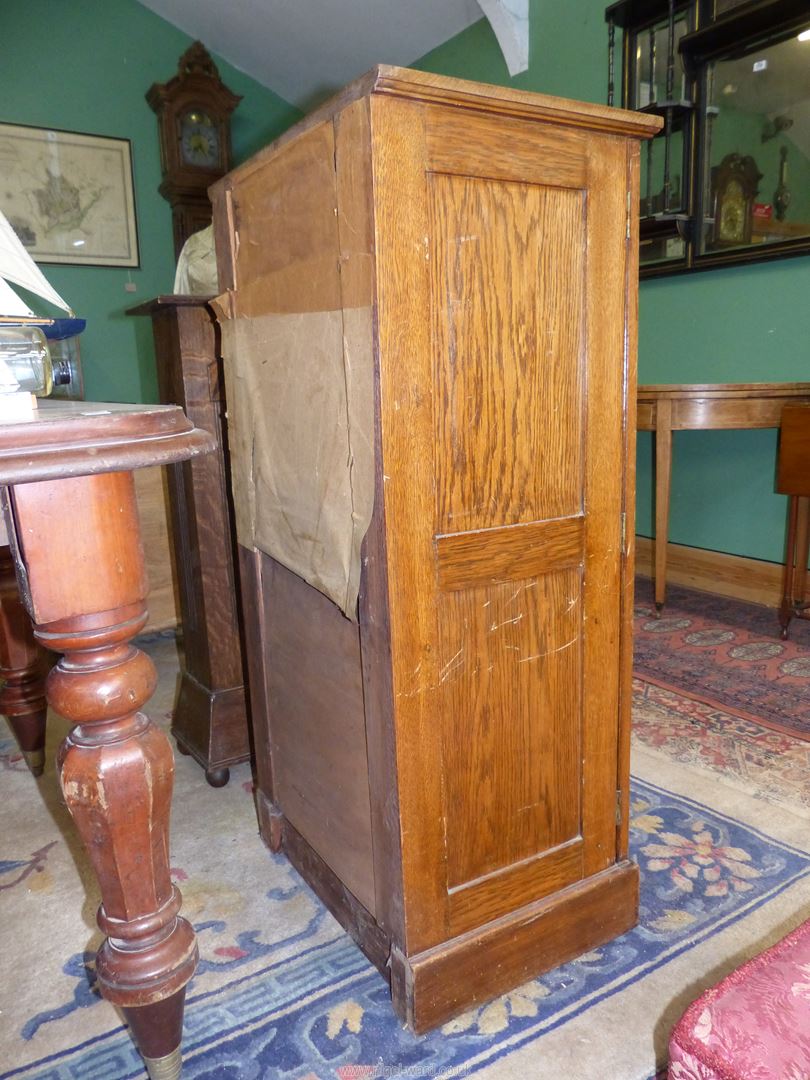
(430, 172, 585, 899)
(372, 97, 632, 951)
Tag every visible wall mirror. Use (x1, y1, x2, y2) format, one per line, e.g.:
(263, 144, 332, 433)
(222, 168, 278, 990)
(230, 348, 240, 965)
(606, 0, 810, 277)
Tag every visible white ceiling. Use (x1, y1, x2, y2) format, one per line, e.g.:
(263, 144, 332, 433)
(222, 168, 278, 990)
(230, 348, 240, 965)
(137, 0, 485, 110)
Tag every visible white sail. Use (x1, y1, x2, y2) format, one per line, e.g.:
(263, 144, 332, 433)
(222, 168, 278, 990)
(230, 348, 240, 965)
(0, 209, 72, 315)
(0, 276, 35, 317)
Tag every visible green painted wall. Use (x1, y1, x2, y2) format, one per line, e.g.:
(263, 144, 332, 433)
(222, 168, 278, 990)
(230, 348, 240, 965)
(416, 0, 808, 567)
(3, 0, 301, 403)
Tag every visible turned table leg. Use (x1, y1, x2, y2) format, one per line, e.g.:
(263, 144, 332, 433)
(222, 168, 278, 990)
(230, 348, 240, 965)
(8, 471, 198, 1079)
(0, 546, 48, 775)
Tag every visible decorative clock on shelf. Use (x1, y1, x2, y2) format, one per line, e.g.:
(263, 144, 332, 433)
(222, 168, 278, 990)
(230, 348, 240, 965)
(147, 41, 241, 259)
(710, 153, 762, 250)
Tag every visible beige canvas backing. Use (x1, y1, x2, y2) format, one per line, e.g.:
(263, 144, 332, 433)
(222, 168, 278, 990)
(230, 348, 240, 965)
(216, 303, 374, 619)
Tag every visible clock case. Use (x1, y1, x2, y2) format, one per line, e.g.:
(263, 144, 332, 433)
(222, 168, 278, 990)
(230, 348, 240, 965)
(711, 152, 762, 249)
(147, 42, 241, 258)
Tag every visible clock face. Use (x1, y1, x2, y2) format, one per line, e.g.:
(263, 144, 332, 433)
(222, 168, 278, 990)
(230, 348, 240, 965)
(719, 179, 746, 243)
(179, 109, 220, 168)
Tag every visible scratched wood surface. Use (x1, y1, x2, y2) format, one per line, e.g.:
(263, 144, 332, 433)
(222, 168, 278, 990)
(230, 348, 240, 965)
(373, 96, 634, 951)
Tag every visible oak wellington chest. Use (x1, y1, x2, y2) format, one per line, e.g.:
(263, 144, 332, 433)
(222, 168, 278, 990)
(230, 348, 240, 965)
(210, 66, 660, 1032)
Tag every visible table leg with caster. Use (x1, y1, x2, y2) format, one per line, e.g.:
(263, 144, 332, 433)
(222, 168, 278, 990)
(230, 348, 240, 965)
(0, 545, 48, 775)
(9, 471, 198, 1078)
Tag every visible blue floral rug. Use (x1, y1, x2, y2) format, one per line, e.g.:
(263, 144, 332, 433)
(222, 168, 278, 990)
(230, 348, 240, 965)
(1, 635, 809, 1080)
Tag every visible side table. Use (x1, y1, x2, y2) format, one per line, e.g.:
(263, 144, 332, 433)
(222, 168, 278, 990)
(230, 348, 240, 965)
(129, 296, 250, 787)
(637, 382, 810, 610)
(0, 400, 214, 1079)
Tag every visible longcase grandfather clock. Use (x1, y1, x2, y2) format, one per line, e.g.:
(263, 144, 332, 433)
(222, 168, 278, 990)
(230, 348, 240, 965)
(147, 42, 241, 258)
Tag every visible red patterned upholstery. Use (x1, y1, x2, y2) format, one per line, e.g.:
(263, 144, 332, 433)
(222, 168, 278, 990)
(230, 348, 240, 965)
(668, 918, 810, 1079)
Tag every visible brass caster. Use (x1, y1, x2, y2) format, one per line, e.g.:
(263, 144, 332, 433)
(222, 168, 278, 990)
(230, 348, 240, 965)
(144, 1046, 182, 1080)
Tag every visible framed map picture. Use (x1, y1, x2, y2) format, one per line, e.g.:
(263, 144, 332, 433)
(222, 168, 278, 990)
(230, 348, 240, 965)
(0, 123, 139, 267)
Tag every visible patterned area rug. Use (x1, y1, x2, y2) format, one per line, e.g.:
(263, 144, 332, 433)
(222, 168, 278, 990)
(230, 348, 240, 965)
(1, 630, 809, 1080)
(634, 578, 810, 741)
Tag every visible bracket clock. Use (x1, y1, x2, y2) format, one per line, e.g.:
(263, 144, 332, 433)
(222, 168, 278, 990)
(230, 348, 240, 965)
(711, 153, 761, 250)
(147, 42, 241, 258)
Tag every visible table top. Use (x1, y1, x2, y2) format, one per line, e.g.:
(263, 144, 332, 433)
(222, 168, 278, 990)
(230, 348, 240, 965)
(0, 400, 214, 486)
(638, 382, 810, 400)
(637, 382, 810, 432)
(127, 295, 215, 316)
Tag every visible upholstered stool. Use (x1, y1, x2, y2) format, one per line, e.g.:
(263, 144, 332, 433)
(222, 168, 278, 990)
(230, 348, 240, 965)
(777, 403, 810, 639)
(667, 917, 810, 1079)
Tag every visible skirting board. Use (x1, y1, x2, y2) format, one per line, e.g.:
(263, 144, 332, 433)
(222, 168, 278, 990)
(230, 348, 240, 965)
(134, 465, 180, 632)
(635, 536, 786, 609)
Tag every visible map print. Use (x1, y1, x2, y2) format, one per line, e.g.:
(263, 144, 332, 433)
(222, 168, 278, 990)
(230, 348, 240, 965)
(33, 172, 104, 235)
(0, 124, 138, 266)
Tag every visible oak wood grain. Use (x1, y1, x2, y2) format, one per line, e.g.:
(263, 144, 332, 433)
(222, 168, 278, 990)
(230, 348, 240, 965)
(617, 141, 642, 859)
(447, 837, 583, 937)
(430, 172, 584, 533)
(438, 569, 583, 893)
(580, 132, 629, 878)
(426, 106, 587, 190)
(435, 516, 584, 591)
(371, 93, 450, 950)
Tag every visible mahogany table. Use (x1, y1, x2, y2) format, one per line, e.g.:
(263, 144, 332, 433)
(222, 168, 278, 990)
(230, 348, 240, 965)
(0, 543, 49, 774)
(0, 400, 214, 1080)
(637, 382, 810, 610)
